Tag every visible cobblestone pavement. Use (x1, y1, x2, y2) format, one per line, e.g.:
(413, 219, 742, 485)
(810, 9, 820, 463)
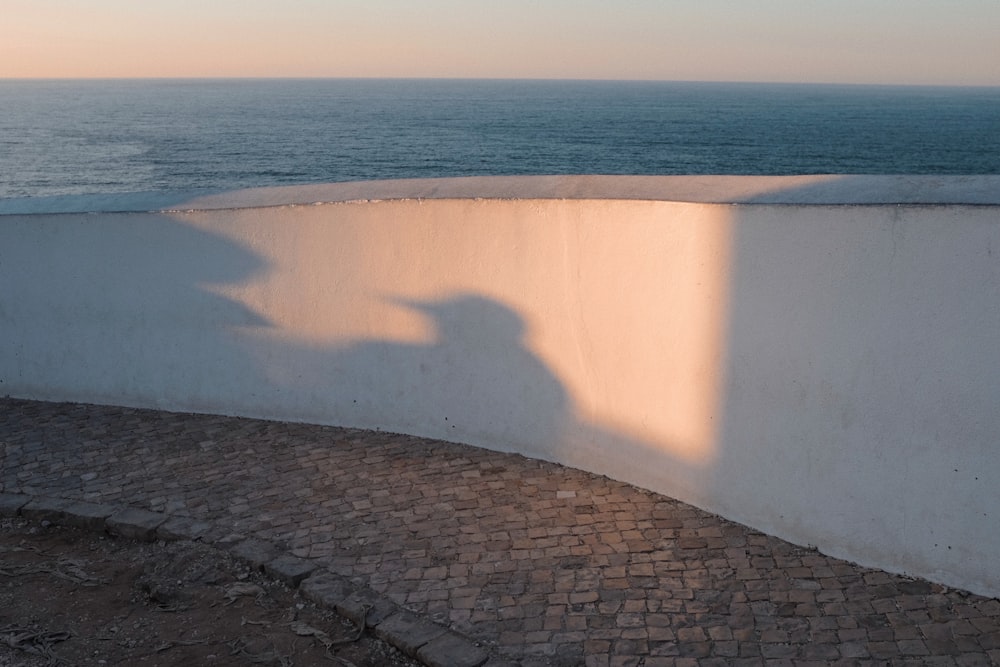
(2, 398, 999, 666)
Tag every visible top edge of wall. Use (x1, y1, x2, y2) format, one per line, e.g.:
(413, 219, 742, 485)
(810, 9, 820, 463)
(3, 175, 1000, 216)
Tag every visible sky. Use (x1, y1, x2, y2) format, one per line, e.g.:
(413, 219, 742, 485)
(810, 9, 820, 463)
(3, 0, 1000, 86)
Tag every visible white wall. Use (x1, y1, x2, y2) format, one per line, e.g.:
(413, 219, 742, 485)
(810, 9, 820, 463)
(3, 175, 999, 596)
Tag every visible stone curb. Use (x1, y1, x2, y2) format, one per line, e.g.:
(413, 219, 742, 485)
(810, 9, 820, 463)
(106, 507, 169, 541)
(63, 501, 118, 531)
(264, 554, 318, 587)
(0, 493, 494, 667)
(229, 537, 284, 569)
(20, 495, 76, 523)
(157, 516, 214, 541)
(374, 610, 447, 657)
(0, 493, 31, 517)
(417, 631, 491, 667)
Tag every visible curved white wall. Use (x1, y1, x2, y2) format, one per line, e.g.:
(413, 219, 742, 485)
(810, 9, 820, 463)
(3, 175, 999, 596)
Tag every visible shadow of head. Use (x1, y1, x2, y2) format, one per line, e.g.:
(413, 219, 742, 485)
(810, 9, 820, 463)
(391, 293, 527, 346)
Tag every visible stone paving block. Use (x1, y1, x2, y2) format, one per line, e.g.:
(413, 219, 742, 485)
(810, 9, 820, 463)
(505, 658, 550, 667)
(416, 631, 490, 667)
(106, 507, 168, 541)
(21, 496, 75, 524)
(335, 585, 398, 628)
(229, 538, 283, 570)
(157, 516, 214, 541)
(203, 528, 246, 546)
(62, 501, 117, 531)
(374, 610, 448, 657)
(264, 554, 318, 587)
(300, 572, 356, 609)
(0, 493, 30, 517)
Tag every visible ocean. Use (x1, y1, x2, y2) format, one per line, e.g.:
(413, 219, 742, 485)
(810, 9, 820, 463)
(1, 78, 999, 200)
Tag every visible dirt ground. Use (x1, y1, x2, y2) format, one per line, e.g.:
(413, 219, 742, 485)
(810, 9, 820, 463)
(0, 517, 422, 667)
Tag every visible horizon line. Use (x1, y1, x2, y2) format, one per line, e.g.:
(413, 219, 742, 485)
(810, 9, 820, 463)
(2, 75, 998, 89)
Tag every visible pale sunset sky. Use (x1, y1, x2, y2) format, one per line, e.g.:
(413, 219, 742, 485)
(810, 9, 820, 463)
(3, 0, 999, 86)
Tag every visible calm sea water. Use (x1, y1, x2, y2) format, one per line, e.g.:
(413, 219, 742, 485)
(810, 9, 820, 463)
(2, 78, 999, 199)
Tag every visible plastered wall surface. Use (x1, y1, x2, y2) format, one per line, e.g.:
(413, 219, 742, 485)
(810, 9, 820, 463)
(3, 175, 998, 596)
